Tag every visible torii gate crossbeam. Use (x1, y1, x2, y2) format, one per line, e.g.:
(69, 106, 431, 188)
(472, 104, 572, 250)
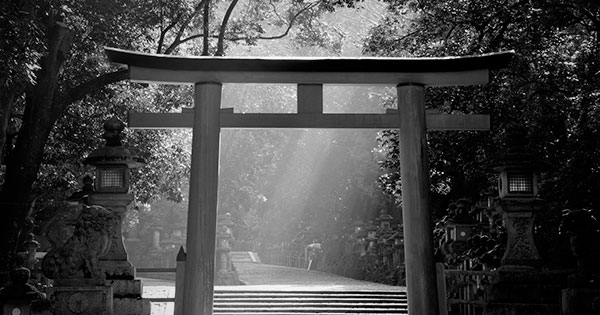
(105, 47, 513, 315)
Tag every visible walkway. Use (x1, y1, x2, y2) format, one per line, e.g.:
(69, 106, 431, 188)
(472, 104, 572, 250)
(143, 261, 406, 315)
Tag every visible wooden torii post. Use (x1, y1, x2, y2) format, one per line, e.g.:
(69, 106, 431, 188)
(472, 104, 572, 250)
(105, 48, 512, 315)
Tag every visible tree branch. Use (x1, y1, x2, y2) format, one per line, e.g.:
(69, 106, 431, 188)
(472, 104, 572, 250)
(164, 0, 208, 55)
(157, 12, 185, 54)
(216, 0, 240, 56)
(59, 69, 128, 108)
(202, 0, 210, 55)
(175, 0, 323, 50)
(226, 1, 320, 42)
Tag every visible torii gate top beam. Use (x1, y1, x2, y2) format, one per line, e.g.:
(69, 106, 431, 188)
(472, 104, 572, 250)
(105, 47, 513, 86)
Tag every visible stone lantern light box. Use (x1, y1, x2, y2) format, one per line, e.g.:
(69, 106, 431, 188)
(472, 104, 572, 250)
(84, 116, 146, 193)
(494, 128, 550, 199)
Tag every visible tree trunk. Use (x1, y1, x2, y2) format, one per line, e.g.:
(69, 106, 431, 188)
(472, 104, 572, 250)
(0, 21, 72, 272)
(0, 86, 17, 164)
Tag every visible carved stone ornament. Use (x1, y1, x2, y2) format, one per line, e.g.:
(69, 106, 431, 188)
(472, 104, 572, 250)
(503, 215, 539, 263)
(41, 205, 114, 280)
(67, 292, 89, 313)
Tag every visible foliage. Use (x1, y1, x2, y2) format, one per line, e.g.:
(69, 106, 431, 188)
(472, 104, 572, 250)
(366, 0, 600, 268)
(362, 257, 404, 285)
(0, 0, 366, 271)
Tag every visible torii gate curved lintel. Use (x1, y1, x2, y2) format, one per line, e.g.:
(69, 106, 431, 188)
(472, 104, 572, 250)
(106, 47, 512, 86)
(105, 47, 513, 315)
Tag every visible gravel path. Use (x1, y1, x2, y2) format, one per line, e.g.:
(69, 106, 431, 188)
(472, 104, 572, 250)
(234, 262, 405, 291)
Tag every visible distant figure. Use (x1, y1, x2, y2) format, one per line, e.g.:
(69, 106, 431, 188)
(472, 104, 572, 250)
(305, 241, 322, 270)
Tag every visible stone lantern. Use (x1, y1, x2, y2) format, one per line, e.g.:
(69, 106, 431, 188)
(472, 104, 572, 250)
(394, 225, 404, 247)
(485, 129, 555, 315)
(376, 210, 394, 230)
(352, 220, 364, 235)
(215, 213, 239, 285)
(353, 221, 367, 256)
(443, 199, 478, 261)
(445, 199, 477, 242)
(493, 128, 549, 268)
(84, 116, 146, 278)
(365, 221, 378, 255)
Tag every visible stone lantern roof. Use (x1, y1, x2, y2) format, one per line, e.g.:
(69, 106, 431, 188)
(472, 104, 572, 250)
(84, 116, 146, 168)
(493, 127, 551, 172)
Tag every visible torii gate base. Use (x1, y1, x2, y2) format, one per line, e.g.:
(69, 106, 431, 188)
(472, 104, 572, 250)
(106, 48, 513, 315)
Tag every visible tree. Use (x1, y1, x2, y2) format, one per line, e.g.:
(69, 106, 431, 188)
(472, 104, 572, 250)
(0, 0, 365, 272)
(366, 0, 600, 267)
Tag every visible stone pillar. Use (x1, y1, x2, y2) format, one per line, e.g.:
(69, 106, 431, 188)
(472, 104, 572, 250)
(215, 213, 238, 285)
(153, 230, 161, 249)
(175, 247, 186, 315)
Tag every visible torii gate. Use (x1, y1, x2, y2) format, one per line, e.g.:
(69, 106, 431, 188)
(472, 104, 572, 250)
(105, 47, 513, 315)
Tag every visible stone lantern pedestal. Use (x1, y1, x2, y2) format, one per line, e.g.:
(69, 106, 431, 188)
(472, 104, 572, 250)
(485, 198, 564, 315)
(495, 198, 544, 268)
(88, 193, 135, 278)
(88, 194, 150, 315)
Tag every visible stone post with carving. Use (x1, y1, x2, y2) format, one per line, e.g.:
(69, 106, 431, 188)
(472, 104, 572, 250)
(215, 213, 239, 285)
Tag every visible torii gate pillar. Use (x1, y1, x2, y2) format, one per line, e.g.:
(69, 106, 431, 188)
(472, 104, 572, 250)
(397, 83, 438, 314)
(183, 82, 222, 315)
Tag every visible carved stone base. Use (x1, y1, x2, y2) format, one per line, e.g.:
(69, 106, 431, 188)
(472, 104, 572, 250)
(485, 269, 569, 315)
(114, 297, 151, 315)
(106, 279, 150, 315)
(485, 302, 558, 315)
(48, 281, 113, 315)
(562, 288, 600, 315)
(100, 260, 135, 279)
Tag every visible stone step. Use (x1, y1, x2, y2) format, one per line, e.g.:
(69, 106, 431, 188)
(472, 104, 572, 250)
(214, 302, 407, 308)
(214, 297, 407, 303)
(213, 307, 408, 314)
(211, 290, 408, 315)
(215, 292, 406, 298)
(230, 251, 260, 263)
(214, 313, 405, 315)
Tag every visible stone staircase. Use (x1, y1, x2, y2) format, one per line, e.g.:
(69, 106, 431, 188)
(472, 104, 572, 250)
(231, 251, 260, 263)
(213, 289, 408, 314)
